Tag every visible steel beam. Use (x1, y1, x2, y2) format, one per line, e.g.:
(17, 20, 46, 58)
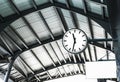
(38, 11, 54, 40)
(0, 35, 14, 55)
(3, 31, 22, 51)
(4, 59, 15, 82)
(0, 1, 109, 33)
(22, 17, 41, 44)
(10, 26, 28, 49)
(27, 58, 84, 79)
(87, 45, 92, 61)
(31, 50, 52, 80)
(19, 56, 41, 82)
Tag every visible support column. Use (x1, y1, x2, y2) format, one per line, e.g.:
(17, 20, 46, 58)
(4, 58, 15, 82)
(106, 0, 120, 81)
(97, 79, 106, 82)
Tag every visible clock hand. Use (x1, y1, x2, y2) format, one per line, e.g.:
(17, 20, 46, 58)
(72, 42, 75, 51)
(72, 34, 76, 43)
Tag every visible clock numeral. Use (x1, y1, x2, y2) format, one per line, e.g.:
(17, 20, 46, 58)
(64, 40, 67, 42)
(74, 29, 76, 32)
(82, 35, 85, 37)
(65, 45, 68, 47)
(79, 31, 81, 34)
(82, 44, 85, 46)
(65, 35, 68, 37)
(73, 49, 76, 52)
(83, 40, 86, 41)
(69, 31, 71, 34)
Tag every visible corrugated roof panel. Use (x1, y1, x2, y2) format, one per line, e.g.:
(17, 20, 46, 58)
(21, 51, 42, 71)
(78, 21, 91, 38)
(11, 18, 26, 29)
(76, 13, 88, 23)
(25, 12, 51, 40)
(56, 40, 71, 60)
(32, 46, 53, 66)
(50, 41, 65, 61)
(93, 25, 105, 39)
(14, 57, 31, 74)
(44, 44, 59, 64)
(41, 7, 56, 19)
(15, 26, 37, 45)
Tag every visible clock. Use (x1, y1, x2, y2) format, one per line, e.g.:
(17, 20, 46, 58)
(62, 29, 88, 54)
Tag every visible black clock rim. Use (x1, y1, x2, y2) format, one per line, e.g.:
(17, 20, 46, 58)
(62, 28, 88, 54)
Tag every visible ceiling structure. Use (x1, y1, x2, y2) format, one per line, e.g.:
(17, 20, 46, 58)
(0, 0, 115, 82)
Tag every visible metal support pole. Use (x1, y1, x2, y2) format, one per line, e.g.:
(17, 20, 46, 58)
(4, 58, 15, 82)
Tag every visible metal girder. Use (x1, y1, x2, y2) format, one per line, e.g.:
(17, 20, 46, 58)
(4, 59, 15, 82)
(22, 17, 42, 44)
(13, 65, 26, 78)
(0, 1, 109, 34)
(55, 8, 69, 32)
(30, 50, 52, 80)
(27, 57, 84, 79)
(0, 67, 15, 82)
(19, 56, 41, 82)
(38, 11, 54, 40)
(9, 26, 28, 49)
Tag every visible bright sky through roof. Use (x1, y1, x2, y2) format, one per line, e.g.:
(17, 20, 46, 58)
(45, 74, 97, 82)
(0, 78, 3, 82)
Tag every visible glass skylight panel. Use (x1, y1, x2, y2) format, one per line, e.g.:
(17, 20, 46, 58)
(34, 0, 49, 6)
(70, 0, 84, 9)
(56, 0, 66, 4)
(87, 2, 102, 15)
(14, 0, 33, 11)
(0, 0, 15, 17)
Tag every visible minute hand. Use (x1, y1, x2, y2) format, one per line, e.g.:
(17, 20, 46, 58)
(73, 34, 76, 43)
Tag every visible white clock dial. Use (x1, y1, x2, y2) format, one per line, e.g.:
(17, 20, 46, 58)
(62, 29, 88, 54)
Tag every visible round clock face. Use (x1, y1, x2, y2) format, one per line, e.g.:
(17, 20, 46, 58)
(62, 29, 88, 54)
